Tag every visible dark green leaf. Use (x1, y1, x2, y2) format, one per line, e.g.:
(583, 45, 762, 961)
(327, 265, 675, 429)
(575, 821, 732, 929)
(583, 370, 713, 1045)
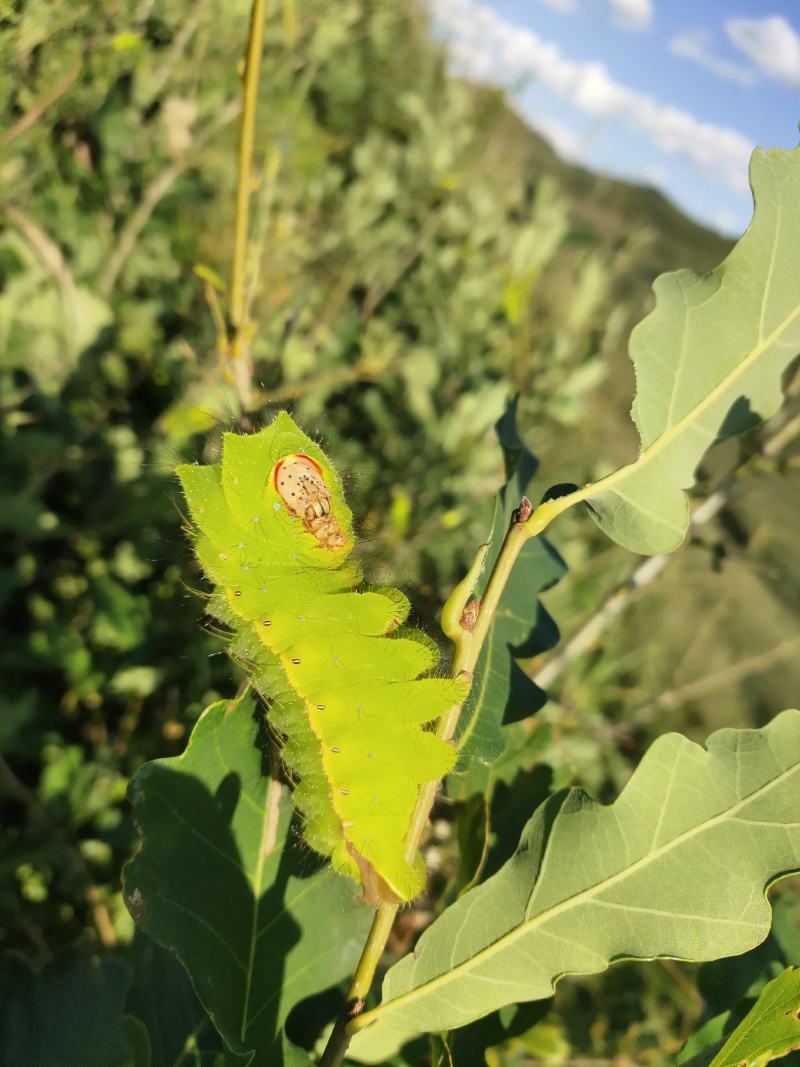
(127, 934, 224, 1067)
(123, 696, 371, 1065)
(0, 952, 132, 1067)
(454, 401, 565, 768)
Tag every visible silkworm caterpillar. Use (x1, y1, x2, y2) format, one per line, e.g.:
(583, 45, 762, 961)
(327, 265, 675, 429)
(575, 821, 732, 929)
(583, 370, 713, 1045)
(177, 412, 468, 904)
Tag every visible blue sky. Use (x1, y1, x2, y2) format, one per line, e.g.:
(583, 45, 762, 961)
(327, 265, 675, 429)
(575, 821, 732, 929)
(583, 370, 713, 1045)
(430, 0, 800, 234)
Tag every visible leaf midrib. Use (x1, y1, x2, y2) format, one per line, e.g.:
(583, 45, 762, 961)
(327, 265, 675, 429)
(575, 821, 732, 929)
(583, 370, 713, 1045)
(367, 755, 800, 1023)
(600, 300, 800, 488)
(713, 970, 800, 1065)
(456, 624, 496, 754)
(541, 299, 800, 522)
(235, 755, 276, 1043)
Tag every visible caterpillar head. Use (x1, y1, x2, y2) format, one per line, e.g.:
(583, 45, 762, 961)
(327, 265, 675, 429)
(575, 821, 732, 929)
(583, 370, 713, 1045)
(274, 453, 347, 551)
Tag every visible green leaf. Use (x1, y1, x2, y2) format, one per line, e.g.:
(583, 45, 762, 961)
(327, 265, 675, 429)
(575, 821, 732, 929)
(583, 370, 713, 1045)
(447, 721, 553, 802)
(0, 952, 132, 1067)
(351, 709, 800, 1041)
(708, 967, 800, 1067)
(123, 696, 371, 1065)
(455, 401, 564, 766)
(679, 892, 800, 1066)
(127, 935, 224, 1067)
(124, 1017, 152, 1067)
(550, 145, 800, 554)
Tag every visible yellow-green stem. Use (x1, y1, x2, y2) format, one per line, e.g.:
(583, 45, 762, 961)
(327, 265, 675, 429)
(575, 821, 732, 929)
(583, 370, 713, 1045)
(229, 0, 267, 410)
(317, 508, 539, 1066)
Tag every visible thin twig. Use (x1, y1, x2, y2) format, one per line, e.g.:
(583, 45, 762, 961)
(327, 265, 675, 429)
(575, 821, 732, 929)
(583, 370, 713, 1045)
(631, 635, 800, 725)
(361, 210, 444, 323)
(4, 201, 80, 340)
(99, 99, 241, 297)
(4, 202, 78, 299)
(227, 0, 268, 411)
(253, 357, 386, 408)
(138, 0, 211, 108)
(1, 67, 79, 148)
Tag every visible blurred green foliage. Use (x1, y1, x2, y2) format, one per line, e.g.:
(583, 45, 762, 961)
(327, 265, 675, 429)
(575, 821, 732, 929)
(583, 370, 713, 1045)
(1, 0, 798, 1064)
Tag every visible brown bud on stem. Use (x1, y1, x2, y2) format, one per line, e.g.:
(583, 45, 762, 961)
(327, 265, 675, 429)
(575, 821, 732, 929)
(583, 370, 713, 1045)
(513, 496, 534, 524)
(460, 597, 481, 631)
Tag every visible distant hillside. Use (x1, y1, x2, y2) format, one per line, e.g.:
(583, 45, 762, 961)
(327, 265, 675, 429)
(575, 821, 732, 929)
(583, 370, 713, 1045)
(455, 85, 734, 470)
(473, 87, 733, 275)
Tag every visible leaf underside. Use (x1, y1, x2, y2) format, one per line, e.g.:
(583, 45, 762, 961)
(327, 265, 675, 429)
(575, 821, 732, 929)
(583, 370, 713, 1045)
(583, 145, 800, 554)
(351, 709, 800, 1044)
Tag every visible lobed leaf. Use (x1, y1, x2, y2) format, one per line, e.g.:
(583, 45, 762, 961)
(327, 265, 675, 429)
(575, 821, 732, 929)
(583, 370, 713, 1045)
(708, 967, 800, 1067)
(0, 952, 132, 1067)
(554, 145, 800, 554)
(351, 710, 800, 1040)
(123, 696, 371, 1065)
(453, 401, 564, 768)
(127, 935, 226, 1066)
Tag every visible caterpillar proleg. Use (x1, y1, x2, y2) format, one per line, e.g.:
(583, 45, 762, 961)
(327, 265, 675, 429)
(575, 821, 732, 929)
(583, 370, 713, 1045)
(177, 413, 468, 904)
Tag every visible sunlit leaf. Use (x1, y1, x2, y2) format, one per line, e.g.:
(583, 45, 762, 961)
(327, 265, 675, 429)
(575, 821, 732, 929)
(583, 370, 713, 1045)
(352, 710, 800, 1040)
(548, 145, 800, 554)
(709, 967, 800, 1067)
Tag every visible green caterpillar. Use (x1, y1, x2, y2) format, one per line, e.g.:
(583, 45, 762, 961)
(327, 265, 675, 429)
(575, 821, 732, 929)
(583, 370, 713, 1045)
(177, 413, 468, 903)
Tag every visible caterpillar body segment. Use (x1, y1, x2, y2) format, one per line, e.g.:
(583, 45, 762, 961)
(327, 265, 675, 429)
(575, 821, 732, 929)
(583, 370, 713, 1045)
(177, 412, 469, 903)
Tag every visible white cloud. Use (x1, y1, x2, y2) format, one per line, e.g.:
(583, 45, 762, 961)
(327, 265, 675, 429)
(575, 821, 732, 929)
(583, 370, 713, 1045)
(669, 29, 755, 87)
(608, 0, 652, 31)
(539, 0, 578, 12)
(431, 0, 753, 193)
(726, 15, 800, 89)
